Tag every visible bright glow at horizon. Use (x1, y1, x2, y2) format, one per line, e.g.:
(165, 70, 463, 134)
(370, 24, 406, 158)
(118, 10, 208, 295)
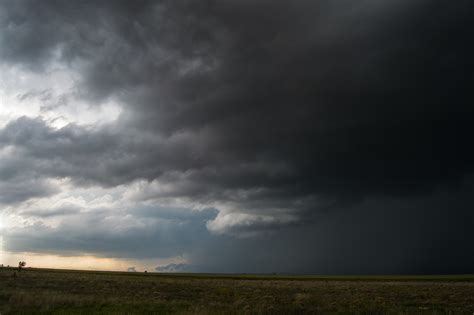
(0, 250, 187, 272)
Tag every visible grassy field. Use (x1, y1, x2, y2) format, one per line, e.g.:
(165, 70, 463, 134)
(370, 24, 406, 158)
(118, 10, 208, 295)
(1, 268, 474, 314)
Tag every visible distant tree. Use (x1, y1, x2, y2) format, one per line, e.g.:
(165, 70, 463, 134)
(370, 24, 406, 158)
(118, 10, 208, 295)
(18, 261, 26, 271)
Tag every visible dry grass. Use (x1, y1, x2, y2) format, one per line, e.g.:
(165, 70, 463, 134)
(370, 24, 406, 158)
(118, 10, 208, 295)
(1, 268, 474, 314)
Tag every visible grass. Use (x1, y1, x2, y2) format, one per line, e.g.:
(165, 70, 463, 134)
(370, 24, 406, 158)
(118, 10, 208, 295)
(1, 267, 474, 314)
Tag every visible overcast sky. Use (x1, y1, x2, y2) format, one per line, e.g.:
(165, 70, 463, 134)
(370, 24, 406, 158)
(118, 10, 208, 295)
(0, 0, 473, 273)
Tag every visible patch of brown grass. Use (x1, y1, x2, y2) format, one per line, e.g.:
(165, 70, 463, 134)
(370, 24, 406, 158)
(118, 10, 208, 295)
(1, 268, 474, 314)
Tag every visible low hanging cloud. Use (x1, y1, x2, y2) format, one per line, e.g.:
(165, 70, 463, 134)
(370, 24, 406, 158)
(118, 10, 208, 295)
(0, 0, 473, 273)
(155, 263, 190, 273)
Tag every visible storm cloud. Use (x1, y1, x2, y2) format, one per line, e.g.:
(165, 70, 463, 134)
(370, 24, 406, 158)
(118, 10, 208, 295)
(0, 0, 473, 273)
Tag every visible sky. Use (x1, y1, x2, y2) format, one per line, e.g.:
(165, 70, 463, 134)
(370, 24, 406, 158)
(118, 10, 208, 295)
(0, 0, 473, 274)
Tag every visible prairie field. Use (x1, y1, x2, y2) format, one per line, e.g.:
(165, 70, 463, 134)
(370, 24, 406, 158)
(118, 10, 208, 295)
(1, 268, 474, 314)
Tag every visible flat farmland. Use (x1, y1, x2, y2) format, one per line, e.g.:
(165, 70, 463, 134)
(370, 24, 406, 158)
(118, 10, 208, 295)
(1, 268, 474, 314)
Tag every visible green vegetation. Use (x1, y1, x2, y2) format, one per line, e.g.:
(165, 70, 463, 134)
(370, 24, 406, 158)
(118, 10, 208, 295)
(1, 267, 474, 314)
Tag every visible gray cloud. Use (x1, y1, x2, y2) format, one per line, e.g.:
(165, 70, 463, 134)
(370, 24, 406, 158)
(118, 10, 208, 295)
(2, 206, 217, 259)
(18, 204, 81, 218)
(0, 177, 58, 205)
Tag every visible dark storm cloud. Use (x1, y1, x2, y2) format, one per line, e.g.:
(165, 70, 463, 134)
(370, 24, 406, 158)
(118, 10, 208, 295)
(2, 0, 473, 196)
(1, 0, 474, 273)
(190, 183, 474, 274)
